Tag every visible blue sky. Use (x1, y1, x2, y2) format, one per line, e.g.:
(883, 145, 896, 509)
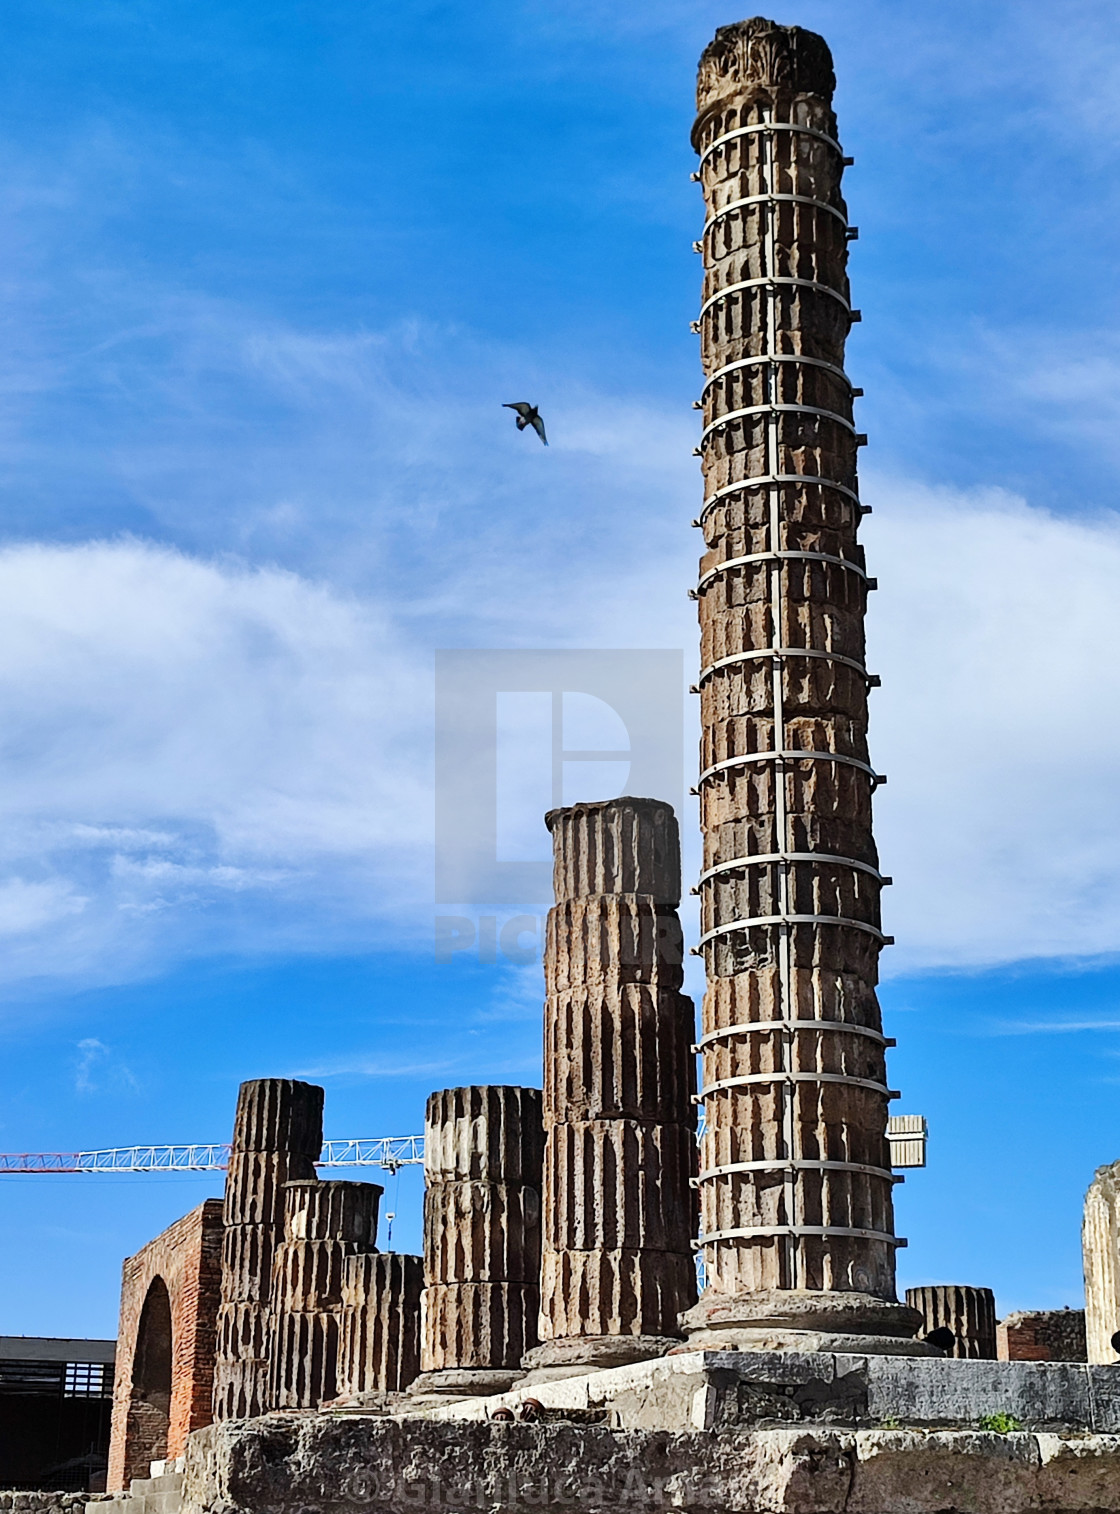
(1, 0, 1120, 1338)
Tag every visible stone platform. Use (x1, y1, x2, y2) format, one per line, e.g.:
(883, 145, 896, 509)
(174, 1353, 1120, 1514)
(423, 1349, 1120, 1435)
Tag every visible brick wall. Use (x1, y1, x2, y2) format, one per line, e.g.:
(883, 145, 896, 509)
(106, 1201, 224, 1491)
(997, 1308, 1087, 1362)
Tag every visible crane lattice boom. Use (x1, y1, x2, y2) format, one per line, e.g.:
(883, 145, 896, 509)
(0, 1136, 424, 1175)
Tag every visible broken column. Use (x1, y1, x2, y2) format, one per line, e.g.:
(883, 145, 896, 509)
(685, 18, 922, 1351)
(338, 1252, 424, 1396)
(524, 798, 697, 1374)
(905, 1286, 996, 1359)
(1084, 1160, 1120, 1363)
(268, 1178, 382, 1408)
(213, 1079, 324, 1420)
(412, 1085, 544, 1395)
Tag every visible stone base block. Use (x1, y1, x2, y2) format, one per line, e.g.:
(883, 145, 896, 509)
(182, 1382, 1120, 1514)
(520, 1333, 679, 1383)
(682, 1287, 924, 1349)
(407, 1367, 522, 1399)
(421, 1348, 1120, 1436)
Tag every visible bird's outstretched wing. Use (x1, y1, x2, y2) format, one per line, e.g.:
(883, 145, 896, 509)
(503, 402, 534, 418)
(529, 412, 547, 445)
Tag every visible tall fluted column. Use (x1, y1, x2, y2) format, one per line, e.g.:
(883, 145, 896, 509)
(268, 1178, 382, 1408)
(213, 1079, 324, 1420)
(684, 17, 921, 1351)
(411, 1085, 543, 1397)
(523, 798, 697, 1375)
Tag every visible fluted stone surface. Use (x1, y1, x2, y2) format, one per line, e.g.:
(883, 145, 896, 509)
(338, 1252, 423, 1395)
(231, 1078, 324, 1158)
(419, 1087, 543, 1377)
(686, 18, 911, 1345)
(537, 800, 697, 1359)
(906, 1286, 996, 1360)
(421, 1282, 539, 1373)
(268, 1179, 383, 1408)
(1084, 1161, 1120, 1363)
(213, 1079, 324, 1422)
(549, 799, 681, 905)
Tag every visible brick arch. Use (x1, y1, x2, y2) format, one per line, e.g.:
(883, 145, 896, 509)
(122, 1277, 173, 1479)
(107, 1201, 224, 1491)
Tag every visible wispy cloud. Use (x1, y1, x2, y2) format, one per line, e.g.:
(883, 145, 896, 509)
(73, 1037, 138, 1095)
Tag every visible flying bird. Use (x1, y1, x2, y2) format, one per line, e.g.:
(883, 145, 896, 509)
(503, 402, 547, 445)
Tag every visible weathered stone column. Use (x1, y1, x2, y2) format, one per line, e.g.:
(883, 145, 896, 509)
(906, 1286, 996, 1359)
(268, 1178, 382, 1408)
(213, 1079, 324, 1420)
(684, 18, 923, 1352)
(411, 1085, 543, 1396)
(524, 798, 697, 1374)
(338, 1252, 424, 1396)
(1085, 1161, 1120, 1363)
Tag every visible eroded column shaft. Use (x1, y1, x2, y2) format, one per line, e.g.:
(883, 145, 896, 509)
(537, 799, 697, 1353)
(268, 1178, 382, 1408)
(419, 1085, 543, 1377)
(213, 1079, 323, 1421)
(338, 1252, 423, 1396)
(906, 1286, 997, 1360)
(688, 18, 906, 1337)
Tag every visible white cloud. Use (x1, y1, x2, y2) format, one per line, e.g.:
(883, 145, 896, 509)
(865, 474, 1120, 970)
(0, 538, 431, 989)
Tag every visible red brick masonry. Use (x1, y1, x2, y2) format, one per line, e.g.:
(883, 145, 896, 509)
(998, 1308, 1087, 1362)
(106, 1200, 224, 1490)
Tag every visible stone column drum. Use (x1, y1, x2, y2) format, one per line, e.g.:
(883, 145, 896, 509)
(525, 798, 697, 1374)
(906, 1286, 997, 1359)
(684, 18, 922, 1352)
(213, 1078, 324, 1420)
(268, 1178, 382, 1408)
(412, 1085, 544, 1396)
(338, 1252, 424, 1396)
(1084, 1161, 1120, 1363)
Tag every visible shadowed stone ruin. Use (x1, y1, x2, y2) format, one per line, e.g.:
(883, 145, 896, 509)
(684, 13, 917, 1356)
(525, 798, 697, 1376)
(268, 1179, 383, 1408)
(213, 1079, 324, 1420)
(412, 1086, 544, 1397)
(906, 1285, 997, 1360)
(337, 1252, 423, 1397)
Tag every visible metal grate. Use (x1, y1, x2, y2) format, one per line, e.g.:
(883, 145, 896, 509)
(64, 1361, 112, 1398)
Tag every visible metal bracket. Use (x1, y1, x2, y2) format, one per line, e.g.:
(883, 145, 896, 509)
(698, 120, 844, 171)
(702, 191, 848, 234)
(699, 275, 851, 322)
(697, 1070, 898, 1100)
(700, 401, 856, 444)
(695, 848, 888, 884)
(694, 1018, 893, 1051)
(695, 912, 894, 948)
(695, 1158, 896, 1184)
(695, 751, 883, 788)
(696, 645, 876, 687)
(703, 352, 852, 395)
(696, 1225, 905, 1248)
(697, 548, 872, 592)
(700, 472, 861, 521)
